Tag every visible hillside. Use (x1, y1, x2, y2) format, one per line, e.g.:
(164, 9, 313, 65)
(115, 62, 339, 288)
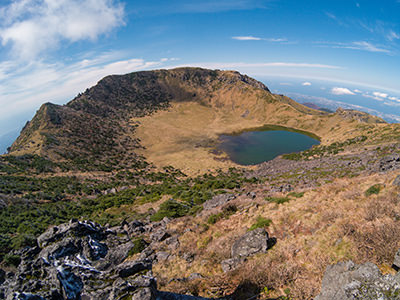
(2, 68, 400, 299)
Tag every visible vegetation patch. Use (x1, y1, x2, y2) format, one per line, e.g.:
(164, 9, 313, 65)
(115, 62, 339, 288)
(128, 237, 147, 256)
(365, 184, 383, 196)
(288, 191, 304, 198)
(248, 216, 272, 231)
(265, 196, 290, 204)
(207, 204, 237, 224)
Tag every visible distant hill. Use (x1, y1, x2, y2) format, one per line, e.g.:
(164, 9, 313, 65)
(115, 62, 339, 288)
(302, 102, 334, 113)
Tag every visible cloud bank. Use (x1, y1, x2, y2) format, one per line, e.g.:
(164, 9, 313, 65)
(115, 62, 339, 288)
(331, 87, 355, 95)
(0, 0, 125, 59)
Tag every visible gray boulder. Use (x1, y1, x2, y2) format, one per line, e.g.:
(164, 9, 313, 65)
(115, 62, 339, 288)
(315, 260, 400, 300)
(231, 228, 270, 259)
(116, 260, 152, 278)
(203, 194, 236, 210)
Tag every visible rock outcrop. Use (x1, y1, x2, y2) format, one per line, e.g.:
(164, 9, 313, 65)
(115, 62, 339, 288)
(316, 260, 400, 300)
(0, 219, 212, 300)
(221, 228, 272, 273)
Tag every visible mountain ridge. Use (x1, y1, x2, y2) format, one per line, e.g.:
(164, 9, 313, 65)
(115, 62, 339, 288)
(8, 67, 389, 174)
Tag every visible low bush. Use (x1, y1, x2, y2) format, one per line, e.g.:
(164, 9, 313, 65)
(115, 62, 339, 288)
(128, 237, 147, 256)
(265, 196, 290, 204)
(3, 253, 21, 267)
(249, 216, 272, 231)
(207, 205, 237, 224)
(288, 192, 304, 198)
(150, 199, 190, 222)
(365, 184, 383, 196)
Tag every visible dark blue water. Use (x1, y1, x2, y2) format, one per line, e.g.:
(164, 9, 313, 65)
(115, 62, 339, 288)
(218, 126, 320, 165)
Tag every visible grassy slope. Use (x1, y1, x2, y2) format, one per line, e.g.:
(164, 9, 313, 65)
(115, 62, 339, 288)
(148, 171, 400, 299)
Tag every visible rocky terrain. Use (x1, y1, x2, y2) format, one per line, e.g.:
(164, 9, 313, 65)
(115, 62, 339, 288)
(2, 68, 400, 299)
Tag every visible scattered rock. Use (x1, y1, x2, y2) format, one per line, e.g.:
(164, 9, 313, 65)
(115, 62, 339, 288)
(231, 228, 270, 259)
(188, 273, 204, 281)
(156, 251, 170, 262)
(246, 192, 256, 199)
(221, 257, 243, 273)
(182, 252, 195, 263)
(379, 154, 400, 172)
(315, 260, 400, 300)
(150, 228, 170, 242)
(165, 235, 180, 251)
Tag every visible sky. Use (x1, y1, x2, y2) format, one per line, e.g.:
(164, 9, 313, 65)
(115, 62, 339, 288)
(0, 0, 400, 149)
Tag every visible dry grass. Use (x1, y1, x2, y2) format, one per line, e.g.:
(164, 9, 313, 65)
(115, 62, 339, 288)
(150, 171, 400, 299)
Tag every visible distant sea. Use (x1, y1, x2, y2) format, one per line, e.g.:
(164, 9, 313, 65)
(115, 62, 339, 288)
(0, 129, 19, 154)
(258, 76, 400, 123)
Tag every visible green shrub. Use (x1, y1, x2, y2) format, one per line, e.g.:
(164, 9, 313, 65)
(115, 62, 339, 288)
(265, 196, 290, 204)
(207, 214, 219, 224)
(248, 216, 272, 231)
(365, 184, 383, 196)
(288, 192, 304, 198)
(128, 237, 147, 256)
(150, 199, 190, 221)
(207, 205, 237, 224)
(3, 253, 21, 267)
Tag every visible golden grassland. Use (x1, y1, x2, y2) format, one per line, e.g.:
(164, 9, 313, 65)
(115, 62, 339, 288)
(131, 95, 394, 175)
(139, 170, 400, 299)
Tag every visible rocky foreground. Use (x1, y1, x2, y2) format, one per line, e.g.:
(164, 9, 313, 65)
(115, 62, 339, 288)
(3, 213, 400, 299)
(0, 214, 275, 300)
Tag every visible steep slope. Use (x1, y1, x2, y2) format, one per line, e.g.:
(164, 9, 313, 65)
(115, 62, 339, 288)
(9, 67, 390, 173)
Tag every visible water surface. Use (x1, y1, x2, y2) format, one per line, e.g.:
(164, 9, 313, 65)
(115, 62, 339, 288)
(218, 125, 320, 165)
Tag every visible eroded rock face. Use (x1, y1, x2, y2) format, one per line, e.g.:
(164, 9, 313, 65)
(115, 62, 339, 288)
(0, 219, 214, 300)
(315, 260, 400, 300)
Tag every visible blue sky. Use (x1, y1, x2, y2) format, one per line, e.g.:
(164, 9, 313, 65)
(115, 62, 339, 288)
(0, 0, 400, 143)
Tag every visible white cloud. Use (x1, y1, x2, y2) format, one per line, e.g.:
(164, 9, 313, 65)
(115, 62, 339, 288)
(0, 53, 171, 133)
(318, 41, 391, 54)
(177, 62, 342, 69)
(265, 38, 288, 42)
(302, 82, 311, 86)
(232, 36, 262, 41)
(387, 30, 400, 41)
(350, 41, 390, 53)
(389, 96, 400, 102)
(353, 89, 362, 93)
(232, 36, 287, 42)
(331, 87, 355, 95)
(373, 91, 388, 98)
(0, 0, 125, 60)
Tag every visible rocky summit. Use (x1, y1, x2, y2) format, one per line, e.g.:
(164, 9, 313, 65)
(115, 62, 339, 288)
(1, 68, 400, 299)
